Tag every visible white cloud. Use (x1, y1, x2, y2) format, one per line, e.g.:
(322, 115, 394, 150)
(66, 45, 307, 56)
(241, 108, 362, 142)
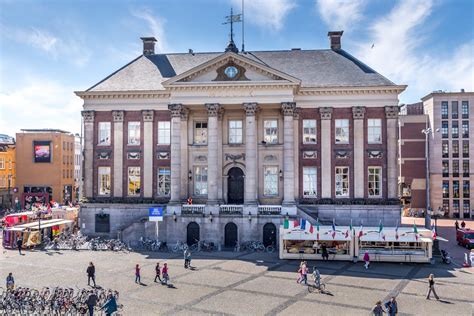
(132, 8, 168, 52)
(231, 0, 296, 31)
(28, 28, 58, 53)
(315, 0, 366, 30)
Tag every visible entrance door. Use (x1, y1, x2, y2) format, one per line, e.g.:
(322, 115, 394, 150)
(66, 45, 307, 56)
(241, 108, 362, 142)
(187, 222, 200, 246)
(263, 223, 276, 247)
(224, 222, 238, 248)
(227, 167, 244, 204)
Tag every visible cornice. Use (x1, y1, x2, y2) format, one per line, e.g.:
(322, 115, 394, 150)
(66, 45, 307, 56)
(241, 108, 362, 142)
(75, 90, 170, 100)
(167, 82, 298, 91)
(297, 85, 407, 96)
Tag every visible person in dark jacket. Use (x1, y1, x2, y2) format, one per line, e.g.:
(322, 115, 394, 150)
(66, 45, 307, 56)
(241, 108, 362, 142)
(6, 273, 14, 290)
(384, 297, 398, 316)
(17, 236, 23, 255)
(86, 290, 98, 316)
(426, 273, 440, 300)
(87, 262, 96, 287)
(101, 293, 118, 316)
(154, 262, 162, 283)
(372, 300, 385, 316)
(321, 244, 329, 261)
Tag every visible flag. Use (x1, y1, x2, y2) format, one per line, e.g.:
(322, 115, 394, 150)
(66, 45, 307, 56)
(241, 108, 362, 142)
(293, 219, 299, 228)
(332, 230, 336, 239)
(350, 220, 355, 236)
(283, 219, 290, 229)
(305, 222, 314, 234)
(358, 224, 364, 238)
(378, 220, 384, 233)
(395, 221, 399, 240)
(332, 218, 336, 232)
(382, 233, 386, 241)
(413, 221, 418, 234)
(431, 225, 437, 240)
(316, 220, 320, 240)
(300, 219, 306, 230)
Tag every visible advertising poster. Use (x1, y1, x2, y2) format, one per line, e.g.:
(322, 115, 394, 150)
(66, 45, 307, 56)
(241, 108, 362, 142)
(33, 141, 51, 163)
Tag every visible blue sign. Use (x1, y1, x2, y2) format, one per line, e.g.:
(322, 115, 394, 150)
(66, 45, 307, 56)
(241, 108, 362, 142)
(149, 207, 164, 221)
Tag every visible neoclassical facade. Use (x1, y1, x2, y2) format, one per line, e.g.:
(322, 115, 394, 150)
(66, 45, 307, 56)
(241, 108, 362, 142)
(76, 33, 406, 244)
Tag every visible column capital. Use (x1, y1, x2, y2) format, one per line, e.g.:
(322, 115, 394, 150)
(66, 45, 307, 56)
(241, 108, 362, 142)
(142, 110, 154, 122)
(281, 102, 296, 116)
(205, 103, 221, 117)
(180, 107, 189, 121)
(243, 102, 259, 116)
(352, 106, 366, 120)
(218, 107, 225, 120)
(81, 110, 95, 123)
(319, 107, 333, 120)
(112, 110, 124, 122)
(293, 107, 301, 120)
(385, 106, 399, 119)
(168, 103, 183, 117)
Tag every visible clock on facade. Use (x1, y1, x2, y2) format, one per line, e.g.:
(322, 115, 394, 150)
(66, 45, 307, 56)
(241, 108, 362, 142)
(224, 66, 239, 79)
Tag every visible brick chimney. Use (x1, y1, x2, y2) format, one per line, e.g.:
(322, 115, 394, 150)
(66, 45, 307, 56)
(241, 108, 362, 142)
(140, 37, 157, 55)
(327, 31, 343, 50)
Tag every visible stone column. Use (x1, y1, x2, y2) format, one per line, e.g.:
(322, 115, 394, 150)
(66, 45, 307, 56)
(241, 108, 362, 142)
(206, 103, 220, 205)
(386, 106, 398, 199)
(320, 107, 333, 198)
(217, 108, 225, 203)
(282, 102, 296, 205)
(168, 104, 183, 204)
(142, 110, 154, 198)
(180, 108, 189, 200)
(82, 110, 95, 198)
(243, 103, 258, 205)
(293, 108, 300, 200)
(353, 107, 365, 198)
(112, 111, 124, 197)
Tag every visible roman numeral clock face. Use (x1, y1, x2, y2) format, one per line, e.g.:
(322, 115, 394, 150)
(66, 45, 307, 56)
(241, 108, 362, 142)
(224, 66, 238, 79)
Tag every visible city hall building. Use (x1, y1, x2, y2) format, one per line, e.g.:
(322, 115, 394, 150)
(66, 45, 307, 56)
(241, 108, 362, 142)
(76, 31, 406, 246)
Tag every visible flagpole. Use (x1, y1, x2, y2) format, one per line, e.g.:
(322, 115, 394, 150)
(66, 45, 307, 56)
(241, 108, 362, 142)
(241, 0, 245, 52)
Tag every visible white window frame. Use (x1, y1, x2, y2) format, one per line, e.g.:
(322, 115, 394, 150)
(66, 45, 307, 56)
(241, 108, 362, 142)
(303, 167, 317, 197)
(128, 122, 141, 145)
(157, 167, 171, 196)
(98, 167, 111, 196)
(367, 119, 382, 144)
(368, 167, 382, 197)
(157, 121, 171, 145)
(302, 119, 317, 144)
(194, 122, 208, 145)
(0, 157, 5, 170)
(335, 119, 349, 144)
(228, 120, 243, 144)
(263, 120, 278, 144)
(264, 166, 279, 196)
(127, 167, 141, 196)
(194, 166, 208, 195)
(98, 122, 111, 146)
(335, 166, 349, 197)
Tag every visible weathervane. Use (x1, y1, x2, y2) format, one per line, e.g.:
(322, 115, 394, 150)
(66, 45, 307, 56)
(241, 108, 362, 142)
(223, 7, 242, 53)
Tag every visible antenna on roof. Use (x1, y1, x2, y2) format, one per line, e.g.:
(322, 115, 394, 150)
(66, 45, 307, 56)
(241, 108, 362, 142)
(242, 0, 245, 52)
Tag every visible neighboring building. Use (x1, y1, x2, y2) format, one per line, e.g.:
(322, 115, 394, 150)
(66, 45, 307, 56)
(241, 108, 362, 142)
(76, 31, 406, 242)
(15, 129, 76, 209)
(0, 134, 16, 209)
(74, 133, 83, 201)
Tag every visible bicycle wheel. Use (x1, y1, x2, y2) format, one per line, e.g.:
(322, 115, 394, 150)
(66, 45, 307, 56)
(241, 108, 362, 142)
(307, 285, 315, 293)
(319, 283, 325, 293)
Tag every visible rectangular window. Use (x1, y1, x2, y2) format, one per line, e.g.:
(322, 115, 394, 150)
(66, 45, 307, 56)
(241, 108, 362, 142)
(302, 120, 317, 144)
(264, 166, 278, 196)
(442, 141, 449, 158)
(263, 120, 278, 144)
(442, 181, 449, 198)
(463, 160, 469, 177)
(442, 121, 448, 138)
(158, 121, 171, 145)
(335, 166, 349, 197)
(452, 101, 458, 119)
(463, 200, 470, 215)
(463, 181, 470, 198)
(453, 200, 460, 215)
(442, 160, 449, 177)
(303, 167, 317, 197)
(368, 167, 382, 197)
(157, 167, 171, 196)
(194, 166, 208, 195)
(98, 122, 111, 145)
(452, 140, 459, 158)
(462, 101, 469, 119)
(452, 121, 458, 138)
(367, 119, 382, 144)
(127, 167, 141, 196)
(98, 167, 111, 196)
(442, 199, 450, 215)
(462, 121, 469, 138)
(441, 101, 448, 119)
(463, 140, 469, 158)
(453, 160, 459, 177)
(228, 120, 243, 144)
(194, 122, 208, 144)
(335, 119, 349, 144)
(128, 122, 141, 145)
(0, 158, 4, 169)
(453, 180, 460, 198)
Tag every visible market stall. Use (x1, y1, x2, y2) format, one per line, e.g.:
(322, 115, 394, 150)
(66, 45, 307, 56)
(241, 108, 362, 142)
(356, 227, 433, 263)
(1, 211, 35, 227)
(279, 225, 354, 260)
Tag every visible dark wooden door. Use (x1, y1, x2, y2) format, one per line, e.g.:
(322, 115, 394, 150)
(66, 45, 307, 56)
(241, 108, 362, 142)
(187, 222, 200, 246)
(224, 222, 238, 248)
(227, 167, 244, 204)
(263, 223, 276, 247)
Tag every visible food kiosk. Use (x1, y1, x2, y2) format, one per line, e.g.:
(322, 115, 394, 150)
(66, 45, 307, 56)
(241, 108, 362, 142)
(280, 225, 354, 260)
(1, 211, 35, 227)
(356, 227, 433, 263)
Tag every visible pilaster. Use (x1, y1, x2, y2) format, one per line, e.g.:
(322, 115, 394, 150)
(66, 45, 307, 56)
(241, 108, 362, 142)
(82, 110, 95, 198)
(385, 106, 399, 198)
(180, 108, 189, 200)
(320, 107, 333, 198)
(243, 102, 258, 207)
(206, 103, 220, 205)
(112, 110, 124, 197)
(282, 102, 296, 205)
(142, 110, 154, 198)
(353, 106, 365, 198)
(169, 104, 183, 205)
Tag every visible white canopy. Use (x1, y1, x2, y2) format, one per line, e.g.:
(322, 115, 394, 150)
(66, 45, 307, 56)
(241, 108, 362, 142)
(281, 226, 352, 241)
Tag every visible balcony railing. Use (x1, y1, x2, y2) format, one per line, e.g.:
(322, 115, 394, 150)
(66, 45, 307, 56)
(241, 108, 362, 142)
(219, 205, 243, 215)
(181, 204, 205, 215)
(258, 205, 282, 215)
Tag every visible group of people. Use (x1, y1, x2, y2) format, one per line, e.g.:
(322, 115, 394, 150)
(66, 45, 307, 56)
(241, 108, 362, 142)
(454, 220, 467, 230)
(133, 262, 170, 286)
(296, 261, 321, 288)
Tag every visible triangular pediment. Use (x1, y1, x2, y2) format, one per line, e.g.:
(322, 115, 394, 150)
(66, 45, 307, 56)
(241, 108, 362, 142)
(162, 52, 301, 87)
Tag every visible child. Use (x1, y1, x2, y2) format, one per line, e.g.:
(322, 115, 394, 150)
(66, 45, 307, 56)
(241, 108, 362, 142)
(135, 264, 141, 283)
(363, 251, 370, 269)
(162, 263, 169, 285)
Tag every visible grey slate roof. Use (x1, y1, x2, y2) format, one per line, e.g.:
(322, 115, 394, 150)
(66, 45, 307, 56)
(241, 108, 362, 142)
(87, 49, 395, 92)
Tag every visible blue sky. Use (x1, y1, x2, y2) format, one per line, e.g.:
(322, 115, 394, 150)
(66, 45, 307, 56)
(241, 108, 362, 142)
(1, 0, 473, 137)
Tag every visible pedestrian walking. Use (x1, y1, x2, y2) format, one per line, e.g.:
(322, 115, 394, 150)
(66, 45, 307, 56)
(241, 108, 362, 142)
(470, 249, 474, 267)
(426, 273, 440, 300)
(101, 293, 118, 316)
(185, 248, 192, 268)
(311, 266, 321, 289)
(162, 263, 169, 285)
(296, 261, 304, 284)
(184, 248, 189, 269)
(6, 273, 14, 290)
(301, 261, 308, 285)
(384, 297, 398, 316)
(372, 300, 385, 316)
(87, 262, 96, 287)
(461, 220, 466, 229)
(154, 262, 162, 283)
(135, 264, 141, 284)
(455, 220, 459, 230)
(321, 244, 329, 261)
(17, 236, 23, 255)
(363, 251, 370, 269)
(86, 290, 98, 316)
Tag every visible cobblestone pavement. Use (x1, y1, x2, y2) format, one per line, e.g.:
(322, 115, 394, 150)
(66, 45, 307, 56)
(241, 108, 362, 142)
(0, 247, 473, 315)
